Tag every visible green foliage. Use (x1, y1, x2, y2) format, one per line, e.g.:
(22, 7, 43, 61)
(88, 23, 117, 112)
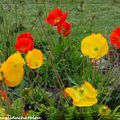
(65, 106, 81, 120)
(27, 110, 40, 117)
(47, 107, 64, 120)
(10, 98, 24, 116)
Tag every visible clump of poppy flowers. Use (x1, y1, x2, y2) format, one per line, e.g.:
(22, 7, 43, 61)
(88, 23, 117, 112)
(45, 8, 72, 37)
(0, 32, 44, 87)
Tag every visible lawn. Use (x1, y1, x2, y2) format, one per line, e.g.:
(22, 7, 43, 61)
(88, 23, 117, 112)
(0, 0, 120, 120)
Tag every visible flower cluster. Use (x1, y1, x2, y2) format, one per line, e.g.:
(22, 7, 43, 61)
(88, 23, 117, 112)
(0, 8, 119, 111)
(81, 33, 109, 60)
(80, 27, 120, 61)
(0, 32, 43, 87)
(45, 8, 72, 37)
(45, 9, 120, 108)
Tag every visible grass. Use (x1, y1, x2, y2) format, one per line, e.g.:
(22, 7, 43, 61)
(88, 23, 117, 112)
(0, 0, 120, 119)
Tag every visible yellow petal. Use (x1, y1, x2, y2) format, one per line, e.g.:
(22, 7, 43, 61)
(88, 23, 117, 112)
(81, 48, 98, 58)
(64, 87, 80, 102)
(95, 43, 109, 59)
(6, 52, 25, 65)
(4, 67, 24, 87)
(73, 97, 97, 107)
(26, 49, 43, 69)
(82, 81, 98, 98)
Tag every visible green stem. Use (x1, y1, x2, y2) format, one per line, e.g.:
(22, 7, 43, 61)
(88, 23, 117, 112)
(2, 80, 10, 114)
(30, 69, 39, 88)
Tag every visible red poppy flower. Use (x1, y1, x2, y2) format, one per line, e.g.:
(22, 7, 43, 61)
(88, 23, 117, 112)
(45, 8, 68, 26)
(0, 90, 8, 100)
(15, 32, 34, 53)
(57, 21, 72, 37)
(110, 27, 120, 49)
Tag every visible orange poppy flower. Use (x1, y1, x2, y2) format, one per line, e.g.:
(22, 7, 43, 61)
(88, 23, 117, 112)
(45, 8, 68, 26)
(26, 49, 43, 69)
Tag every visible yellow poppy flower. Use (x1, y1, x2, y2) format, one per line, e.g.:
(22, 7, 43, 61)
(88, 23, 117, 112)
(26, 49, 43, 69)
(81, 34, 109, 59)
(1, 52, 25, 87)
(64, 81, 98, 107)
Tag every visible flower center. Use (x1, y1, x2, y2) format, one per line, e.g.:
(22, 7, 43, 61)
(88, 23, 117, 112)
(61, 28, 66, 33)
(21, 44, 28, 50)
(55, 17, 60, 24)
(13, 62, 21, 68)
(79, 87, 85, 94)
(94, 47, 99, 51)
(77, 87, 87, 100)
(33, 60, 40, 67)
